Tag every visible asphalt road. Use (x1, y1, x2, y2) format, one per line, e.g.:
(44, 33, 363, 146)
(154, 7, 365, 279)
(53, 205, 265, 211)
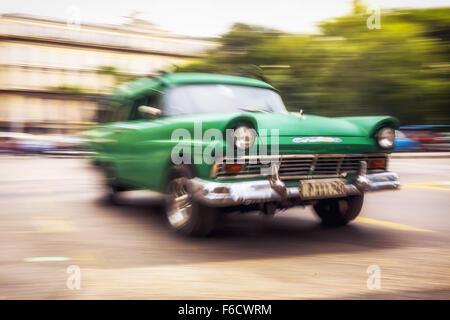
(0, 155, 449, 299)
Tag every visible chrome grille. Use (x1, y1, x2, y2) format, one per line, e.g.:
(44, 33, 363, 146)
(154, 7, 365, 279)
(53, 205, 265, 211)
(213, 154, 388, 180)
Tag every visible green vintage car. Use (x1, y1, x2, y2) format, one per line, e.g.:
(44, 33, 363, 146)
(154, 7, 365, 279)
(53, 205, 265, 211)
(85, 72, 400, 236)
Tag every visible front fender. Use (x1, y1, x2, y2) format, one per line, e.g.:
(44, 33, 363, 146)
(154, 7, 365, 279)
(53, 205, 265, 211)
(338, 116, 400, 137)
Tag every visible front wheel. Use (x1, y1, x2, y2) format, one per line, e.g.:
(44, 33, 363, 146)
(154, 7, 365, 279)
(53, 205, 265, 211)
(313, 194, 364, 227)
(165, 167, 217, 237)
(102, 168, 127, 205)
(105, 182, 127, 205)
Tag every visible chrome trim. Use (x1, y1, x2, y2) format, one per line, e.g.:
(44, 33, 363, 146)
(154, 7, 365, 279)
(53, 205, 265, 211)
(211, 153, 389, 180)
(386, 153, 391, 171)
(267, 162, 287, 198)
(188, 170, 400, 207)
(216, 153, 386, 160)
(209, 162, 220, 179)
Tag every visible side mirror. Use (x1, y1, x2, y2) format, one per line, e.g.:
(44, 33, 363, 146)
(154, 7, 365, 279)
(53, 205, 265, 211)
(138, 105, 161, 118)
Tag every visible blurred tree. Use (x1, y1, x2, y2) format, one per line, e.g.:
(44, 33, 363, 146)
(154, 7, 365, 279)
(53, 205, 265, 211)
(52, 84, 91, 95)
(177, 7, 450, 125)
(96, 65, 138, 85)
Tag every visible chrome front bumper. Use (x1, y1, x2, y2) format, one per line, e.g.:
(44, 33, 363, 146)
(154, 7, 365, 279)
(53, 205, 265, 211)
(188, 171, 400, 207)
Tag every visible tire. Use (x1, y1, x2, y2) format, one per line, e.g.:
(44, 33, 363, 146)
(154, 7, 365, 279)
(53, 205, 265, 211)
(105, 182, 127, 205)
(102, 164, 126, 205)
(313, 194, 364, 227)
(165, 166, 217, 237)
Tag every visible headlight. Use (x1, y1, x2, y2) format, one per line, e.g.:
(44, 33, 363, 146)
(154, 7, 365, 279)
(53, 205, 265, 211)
(233, 125, 256, 150)
(377, 127, 395, 149)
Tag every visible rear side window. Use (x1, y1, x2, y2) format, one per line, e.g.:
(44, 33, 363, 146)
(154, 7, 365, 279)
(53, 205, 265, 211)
(110, 103, 129, 122)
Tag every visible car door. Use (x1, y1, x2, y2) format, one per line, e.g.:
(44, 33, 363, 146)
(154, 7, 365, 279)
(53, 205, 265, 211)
(113, 92, 164, 188)
(93, 100, 133, 176)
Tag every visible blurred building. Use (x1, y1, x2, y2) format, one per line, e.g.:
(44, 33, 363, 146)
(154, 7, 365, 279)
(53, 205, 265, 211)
(0, 13, 216, 133)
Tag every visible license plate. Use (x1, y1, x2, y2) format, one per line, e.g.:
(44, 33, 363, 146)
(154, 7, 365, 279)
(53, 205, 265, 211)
(300, 179, 347, 199)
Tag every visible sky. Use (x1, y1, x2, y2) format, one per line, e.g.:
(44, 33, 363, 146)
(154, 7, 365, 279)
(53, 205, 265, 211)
(1, 0, 449, 37)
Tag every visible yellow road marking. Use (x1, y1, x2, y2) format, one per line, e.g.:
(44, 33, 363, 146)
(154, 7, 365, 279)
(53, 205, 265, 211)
(407, 181, 450, 186)
(404, 183, 450, 191)
(356, 217, 434, 232)
(34, 216, 77, 233)
(71, 253, 98, 263)
(417, 185, 450, 191)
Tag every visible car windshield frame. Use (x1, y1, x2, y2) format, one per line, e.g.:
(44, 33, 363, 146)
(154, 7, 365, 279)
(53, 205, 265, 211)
(162, 83, 288, 116)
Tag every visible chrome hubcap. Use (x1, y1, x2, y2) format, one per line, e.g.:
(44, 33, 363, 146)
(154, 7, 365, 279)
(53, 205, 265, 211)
(167, 178, 192, 228)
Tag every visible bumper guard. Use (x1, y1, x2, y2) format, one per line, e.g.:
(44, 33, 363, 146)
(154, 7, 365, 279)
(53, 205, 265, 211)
(188, 161, 400, 207)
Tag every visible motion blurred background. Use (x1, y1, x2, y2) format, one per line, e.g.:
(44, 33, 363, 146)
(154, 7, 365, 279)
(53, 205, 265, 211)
(0, 0, 450, 300)
(0, 0, 449, 154)
(0, 0, 450, 152)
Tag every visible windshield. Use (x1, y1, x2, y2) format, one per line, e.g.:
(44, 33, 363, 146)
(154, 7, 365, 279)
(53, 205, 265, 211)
(163, 84, 287, 116)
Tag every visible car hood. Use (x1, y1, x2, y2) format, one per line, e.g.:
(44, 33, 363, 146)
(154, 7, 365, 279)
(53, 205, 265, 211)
(93, 112, 397, 141)
(250, 113, 368, 137)
(159, 112, 396, 138)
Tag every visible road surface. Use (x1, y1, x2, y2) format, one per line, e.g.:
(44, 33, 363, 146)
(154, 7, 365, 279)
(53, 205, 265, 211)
(0, 155, 449, 299)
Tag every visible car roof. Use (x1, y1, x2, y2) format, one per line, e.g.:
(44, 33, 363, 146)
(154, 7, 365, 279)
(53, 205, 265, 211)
(158, 72, 275, 89)
(111, 72, 275, 101)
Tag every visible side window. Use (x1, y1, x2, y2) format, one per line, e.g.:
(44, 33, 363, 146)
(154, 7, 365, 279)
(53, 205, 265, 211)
(129, 92, 162, 120)
(147, 93, 162, 110)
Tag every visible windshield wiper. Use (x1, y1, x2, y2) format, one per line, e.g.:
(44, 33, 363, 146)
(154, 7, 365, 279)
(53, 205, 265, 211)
(238, 107, 269, 113)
